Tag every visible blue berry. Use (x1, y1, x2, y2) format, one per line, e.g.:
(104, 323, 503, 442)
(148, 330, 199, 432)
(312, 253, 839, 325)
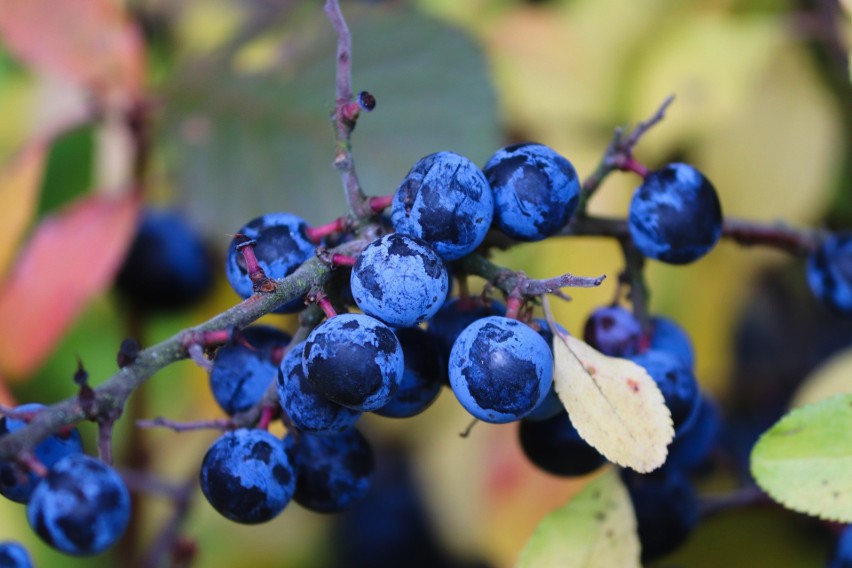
(115, 208, 215, 311)
(391, 151, 494, 261)
(628, 163, 723, 264)
(622, 467, 699, 562)
(526, 319, 569, 422)
(628, 349, 700, 429)
(427, 297, 506, 363)
(277, 341, 361, 434)
(303, 314, 404, 411)
(519, 410, 606, 476)
(350, 234, 450, 327)
(1, 404, 83, 504)
(374, 327, 444, 419)
(199, 429, 296, 524)
(483, 142, 580, 241)
(448, 316, 553, 423)
(830, 525, 852, 568)
(0, 541, 32, 568)
(583, 305, 642, 357)
(209, 326, 291, 415)
(287, 427, 374, 513)
(26, 454, 130, 556)
(649, 315, 695, 369)
(807, 233, 852, 316)
(225, 212, 315, 312)
(667, 393, 721, 471)
(330, 449, 464, 568)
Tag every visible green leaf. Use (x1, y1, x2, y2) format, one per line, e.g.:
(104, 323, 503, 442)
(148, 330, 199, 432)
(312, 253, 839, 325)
(517, 468, 640, 568)
(751, 393, 852, 522)
(159, 4, 499, 233)
(552, 333, 674, 473)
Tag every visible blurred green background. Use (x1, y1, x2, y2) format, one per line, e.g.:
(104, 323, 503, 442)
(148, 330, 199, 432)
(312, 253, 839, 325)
(0, 0, 850, 566)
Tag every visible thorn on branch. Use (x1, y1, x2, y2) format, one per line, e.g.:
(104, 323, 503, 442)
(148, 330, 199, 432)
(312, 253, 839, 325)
(117, 338, 140, 368)
(74, 358, 97, 418)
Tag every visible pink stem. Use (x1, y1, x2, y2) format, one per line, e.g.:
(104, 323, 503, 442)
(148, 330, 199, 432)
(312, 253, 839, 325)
(306, 218, 346, 243)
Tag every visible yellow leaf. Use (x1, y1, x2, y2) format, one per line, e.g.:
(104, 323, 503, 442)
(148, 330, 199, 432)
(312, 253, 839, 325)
(0, 141, 47, 280)
(553, 334, 674, 473)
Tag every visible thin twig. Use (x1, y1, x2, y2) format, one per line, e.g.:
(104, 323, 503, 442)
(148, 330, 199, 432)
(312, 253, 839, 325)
(324, 0, 371, 218)
(576, 96, 674, 214)
(0, 239, 368, 463)
(136, 417, 233, 433)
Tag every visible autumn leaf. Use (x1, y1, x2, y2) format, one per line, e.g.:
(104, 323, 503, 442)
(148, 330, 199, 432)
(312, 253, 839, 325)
(0, 141, 47, 281)
(0, 193, 139, 378)
(0, 0, 145, 102)
(553, 334, 674, 473)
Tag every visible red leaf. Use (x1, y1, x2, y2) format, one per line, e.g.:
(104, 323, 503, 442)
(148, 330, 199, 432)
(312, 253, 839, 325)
(0, 193, 140, 378)
(0, 0, 145, 102)
(0, 140, 48, 281)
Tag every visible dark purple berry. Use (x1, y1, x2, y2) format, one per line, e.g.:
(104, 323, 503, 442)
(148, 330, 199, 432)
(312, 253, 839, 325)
(448, 316, 553, 423)
(277, 342, 361, 434)
(1, 404, 83, 504)
(26, 454, 130, 556)
(483, 142, 580, 241)
(391, 151, 493, 261)
(287, 428, 374, 513)
(583, 305, 642, 357)
(209, 326, 291, 415)
(374, 327, 445, 419)
(807, 233, 852, 316)
(628, 349, 700, 430)
(350, 234, 450, 327)
(0, 541, 32, 568)
(628, 163, 723, 264)
(199, 429, 296, 524)
(427, 297, 506, 363)
(519, 411, 606, 476)
(303, 314, 404, 411)
(225, 212, 315, 312)
(115, 208, 214, 311)
(622, 467, 699, 562)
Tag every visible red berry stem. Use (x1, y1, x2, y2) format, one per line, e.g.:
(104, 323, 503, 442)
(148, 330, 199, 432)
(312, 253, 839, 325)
(318, 295, 338, 319)
(331, 254, 357, 268)
(256, 405, 277, 431)
(368, 194, 394, 213)
(576, 95, 674, 215)
(506, 295, 523, 320)
(616, 156, 649, 178)
(235, 235, 276, 294)
(306, 217, 347, 243)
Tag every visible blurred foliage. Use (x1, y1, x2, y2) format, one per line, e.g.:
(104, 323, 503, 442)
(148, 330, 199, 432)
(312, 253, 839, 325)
(0, 0, 849, 567)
